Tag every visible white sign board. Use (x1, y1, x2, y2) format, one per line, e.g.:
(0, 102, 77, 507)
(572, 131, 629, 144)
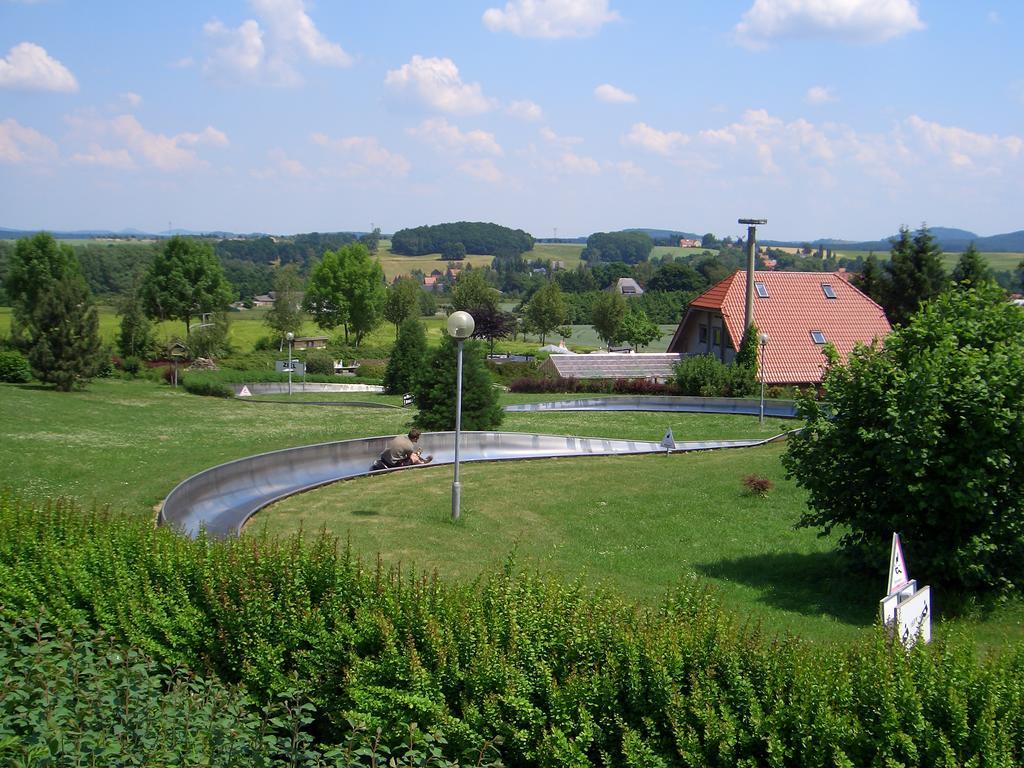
(238, 385, 252, 397)
(661, 428, 676, 450)
(887, 532, 909, 595)
(895, 585, 931, 648)
(879, 579, 917, 626)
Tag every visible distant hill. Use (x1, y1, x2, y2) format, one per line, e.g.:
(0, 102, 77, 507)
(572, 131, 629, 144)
(764, 226, 1024, 253)
(623, 227, 702, 241)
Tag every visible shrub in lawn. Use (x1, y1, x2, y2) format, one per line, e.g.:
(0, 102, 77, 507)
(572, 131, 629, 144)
(355, 361, 386, 380)
(675, 353, 756, 397)
(2, 492, 1023, 767)
(303, 349, 336, 376)
(414, 338, 502, 430)
(742, 474, 774, 497)
(181, 374, 234, 398)
(121, 355, 142, 376)
(0, 349, 32, 383)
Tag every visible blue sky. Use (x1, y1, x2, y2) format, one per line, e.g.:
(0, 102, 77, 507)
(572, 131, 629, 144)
(1, 0, 1022, 240)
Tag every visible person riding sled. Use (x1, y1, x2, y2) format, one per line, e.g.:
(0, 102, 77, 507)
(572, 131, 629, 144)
(372, 428, 432, 470)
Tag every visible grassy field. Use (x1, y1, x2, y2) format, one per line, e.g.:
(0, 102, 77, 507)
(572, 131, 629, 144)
(3, 377, 1021, 648)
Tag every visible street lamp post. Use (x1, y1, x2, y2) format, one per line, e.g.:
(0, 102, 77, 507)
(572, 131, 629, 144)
(446, 311, 475, 521)
(758, 333, 769, 425)
(286, 332, 294, 396)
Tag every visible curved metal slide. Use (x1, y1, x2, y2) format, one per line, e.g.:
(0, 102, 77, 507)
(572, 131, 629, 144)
(159, 395, 800, 538)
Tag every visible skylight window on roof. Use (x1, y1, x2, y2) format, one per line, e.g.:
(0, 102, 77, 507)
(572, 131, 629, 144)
(810, 330, 826, 344)
(821, 283, 836, 299)
(755, 282, 769, 298)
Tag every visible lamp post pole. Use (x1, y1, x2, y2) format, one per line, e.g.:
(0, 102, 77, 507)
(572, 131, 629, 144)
(446, 311, 475, 522)
(286, 332, 294, 396)
(758, 333, 769, 425)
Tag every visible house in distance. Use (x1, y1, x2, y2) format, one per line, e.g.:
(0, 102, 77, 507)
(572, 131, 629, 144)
(666, 270, 891, 386)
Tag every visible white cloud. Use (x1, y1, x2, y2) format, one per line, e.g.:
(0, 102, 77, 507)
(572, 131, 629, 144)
(507, 99, 543, 121)
(119, 92, 143, 108)
(540, 126, 583, 147)
(408, 118, 503, 156)
(71, 145, 136, 170)
(0, 118, 58, 164)
(203, 0, 350, 86)
(384, 55, 493, 115)
(553, 151, 601, 175)
(459, 158, 503, 183)
(67, 114, 228, 171)
(622, 122, 689, 155)
(0, 42, 78, 92)
(735, 0, 924, 49)
(805, 85, 837, 104)
(251, 148, 310, 179)
(594, 83, 636, 104)
(483, 0, 620, 38)
(903, 115, 1022, 172)
(311, 133, 410, 177)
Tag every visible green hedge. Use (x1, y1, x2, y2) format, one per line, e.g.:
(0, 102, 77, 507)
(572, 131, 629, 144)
(179, 369, 383, 397)
(1, 492, 1022, 767)
(0, 615, 502, 767)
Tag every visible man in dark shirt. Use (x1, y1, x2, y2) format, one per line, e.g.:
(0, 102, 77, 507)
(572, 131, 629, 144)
(377, 428, 432, 468)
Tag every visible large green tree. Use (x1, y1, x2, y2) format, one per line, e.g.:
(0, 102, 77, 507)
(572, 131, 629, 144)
(451, 269, 499, 314)
(264, 265, 305, 348)
(383, 278, 422, 336)
(140, 236, 234, 334)
(382, 317, 427, 395)
(782, 283, 1024, 596)
(591, 291, 627, 348)
(883, 225, 947, 326)
(620, 308, 661, 351)
(5, 232, 79, 345)
(413, 337, 503, 431)
(524, 282, 567, 345)
(304, 243, 386, 346)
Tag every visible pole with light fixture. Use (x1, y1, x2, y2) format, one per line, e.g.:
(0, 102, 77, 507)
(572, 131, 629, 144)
(446, 310, 475, 521)
(285, 332, 294, 396)
(758, 332, 769, 425)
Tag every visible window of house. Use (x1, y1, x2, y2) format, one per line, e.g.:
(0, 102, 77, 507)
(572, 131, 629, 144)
(810, 330, 826, 344)
(712, 327, 722, 346)
(821, 283, 836, 299)
(755, 282, 769, 298)
(699, 324, 708, 343)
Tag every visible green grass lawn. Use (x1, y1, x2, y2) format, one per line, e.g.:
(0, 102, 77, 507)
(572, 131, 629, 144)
(3, 372, 1023, 650)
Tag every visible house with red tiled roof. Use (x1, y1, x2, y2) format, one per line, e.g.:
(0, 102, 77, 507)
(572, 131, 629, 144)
(666, 270, 891, 385)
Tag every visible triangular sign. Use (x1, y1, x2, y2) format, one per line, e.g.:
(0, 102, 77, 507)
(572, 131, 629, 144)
(238, 385, 252, 397)
(661, 428, 676, 450)
(887, 532, 910, 595)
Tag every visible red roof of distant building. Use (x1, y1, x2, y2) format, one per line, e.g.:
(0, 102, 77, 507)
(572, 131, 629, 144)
(676, 270, 891, 384)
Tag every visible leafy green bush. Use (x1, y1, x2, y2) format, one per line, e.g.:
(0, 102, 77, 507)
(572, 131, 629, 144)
(304, 349, 336, 375)
(675, 353, 755, 397)
(784, 283, 1024, 597)
(355, 362, 385, 380)
(0, 350, 31, 383)
(2, 492, 1022, 767)
(121, 355, 142, 376)
(0, 614, 502, 767)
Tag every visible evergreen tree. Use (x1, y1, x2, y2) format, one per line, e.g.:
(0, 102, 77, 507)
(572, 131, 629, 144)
(884, 225, 947, 325)
(116, 292, 156, 359)
(851, 252, 887, 306)
(383, 317, 427, 395)
(413, 337, 502, 431)
(5, 232, 78, 348)
(951, 243, 993, 289)
(25, 271, 103, 391)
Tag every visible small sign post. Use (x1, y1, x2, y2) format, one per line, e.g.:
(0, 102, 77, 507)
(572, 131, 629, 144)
(879, 532, 931, 648)
(660, 428, 676, 452)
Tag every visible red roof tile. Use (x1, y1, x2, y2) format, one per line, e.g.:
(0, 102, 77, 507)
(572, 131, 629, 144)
(675, 270, 891, 385)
